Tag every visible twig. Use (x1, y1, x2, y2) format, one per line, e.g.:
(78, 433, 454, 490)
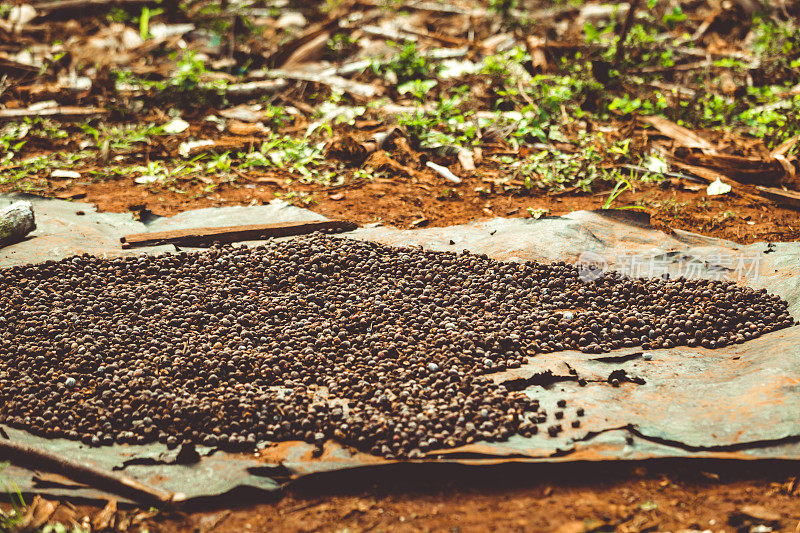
(756, 186, 800, 211)
(266, 69, 379, 99)
(620, 164, 707, 183)
(32, 0, 158, 17)
(0, 106, 107, 121)
(120, 220, 358, 249)
(614, 0, 643, 68)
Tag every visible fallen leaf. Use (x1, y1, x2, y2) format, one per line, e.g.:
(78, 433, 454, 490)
(426, 161, 461, 184)
(219, 104, 264, 123)
(51, 169, 81, 179)
(729, 505, 781, 527)
(707, 178, 731, 195)
(227, 120, 269, 136)
(457, 148, 475, 171)
(163, 117, 190, 134)
(92, 499, 117, 531)
(641, 116, 715, 151)
(179, 140, 216, 158)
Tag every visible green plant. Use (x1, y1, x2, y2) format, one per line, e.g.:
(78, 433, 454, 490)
(275, 190, 317, 206)
(488, 0, 518, 16)
(241, 133, 327, 181)
(0, 123, 27, 155)
(602, 174, 633, 208)
(0, 461, 26, 531)
(397, 94, 477, 149)
(662, 5, 686, 27)
(130, 157, 203, 186)
(206, 151, 233, 174)
(262, 105, 293, 128)
(324, 32, 358, 61)
(138, 6, 164, 40)
(607, 93, 668, 116)
(753, 16, 800, 61)
(378, 41, 437, 83)
(713, 57, 748, 69)
(584, 20, 616, 45)
(113, 51, 227, 108)
(397, 79, 437, 101)
(527, 207, 550, 219)
(106, 6, 129, 22)
(1, 152, 76, 189)
(737, 94, 800, 144)
(507, 133, 620, 192)
(24, 118, 69, 140)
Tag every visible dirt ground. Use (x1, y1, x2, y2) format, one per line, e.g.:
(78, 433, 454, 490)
(5, 461, 795, 532)
(39, 172, 800, 245)
(172, 462, 800, 533)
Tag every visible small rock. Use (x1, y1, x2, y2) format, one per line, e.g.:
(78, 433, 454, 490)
(64, 377, 76, 388)
(642, 352, 653, 361)
(427, 362, 439, 372)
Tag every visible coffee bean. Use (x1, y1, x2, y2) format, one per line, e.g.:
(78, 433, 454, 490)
(0, 235, 788, 458)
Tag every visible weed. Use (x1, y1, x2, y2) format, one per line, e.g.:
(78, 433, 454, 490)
(527, 207, 550, 219)
(262, 105, 293, 128)
(0, 123, 27, 155)
(275, 190, 317, 206)
(0, 151, 90, 189)
(80, 122, 164, 151)
(324, 33, 358, 61)
(0, 461, 25, 531)
(138, 6, 163, 40)
(24, 117, 69, 140)
(206, 151, 234, 174)
(752, 16, 800, 74)
(378, 41, 438, 83)
(488, 0, 518, 17)
(113, 51, 227, 108)
(130, 157, 204, 186)
(737, 94, 800, 144)
(353, 168, 375, 182)
(106, 6, 130, 22)
(507, 133, 623, 192)
(241, 133, 327, 181)
(514, 148, 602, 192)
(661, 5, 686, 27)
(602, 173, 633, 209)
(398, 94, 477, 149)
(397, 79, 437, 101)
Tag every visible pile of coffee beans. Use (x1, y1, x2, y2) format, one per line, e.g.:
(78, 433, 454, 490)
(0, 235, 792, 458)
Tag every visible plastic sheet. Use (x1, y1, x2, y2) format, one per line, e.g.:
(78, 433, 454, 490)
(1, 193, 798, 504)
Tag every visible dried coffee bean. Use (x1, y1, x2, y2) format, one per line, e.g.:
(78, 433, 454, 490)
(0, 235, 788, 458)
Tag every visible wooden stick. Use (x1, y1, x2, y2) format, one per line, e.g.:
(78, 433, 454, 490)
(0, 437, 179, 506)
(756, 186, 800, 211)
(120, 220, 358, 249)
(614, 0, 642, 68)
(0, 106, 107, 121)
(32, 0, 157, 17)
